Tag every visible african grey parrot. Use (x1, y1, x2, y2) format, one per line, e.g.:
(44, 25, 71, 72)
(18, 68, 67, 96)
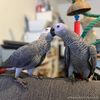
(50, 23, 97, 81)
(0, 27, 55, 87)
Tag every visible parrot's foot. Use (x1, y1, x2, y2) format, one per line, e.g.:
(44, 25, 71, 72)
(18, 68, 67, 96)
(88, 75, 94, 81)
(88, 74, 94, 81)
(15, 78, 28, 88)
(85, 74, 94, 82)
(68, 74, 76, 84)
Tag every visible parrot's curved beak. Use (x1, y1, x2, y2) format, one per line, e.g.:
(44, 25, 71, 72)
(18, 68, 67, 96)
(50, 27, 56, 37)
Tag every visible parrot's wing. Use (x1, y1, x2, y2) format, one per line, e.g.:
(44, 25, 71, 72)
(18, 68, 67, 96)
(88, 45, 97, 74)
(64, 46, 70, 77)
(36, 53, 46, 67)
(2, 45, 35, 68)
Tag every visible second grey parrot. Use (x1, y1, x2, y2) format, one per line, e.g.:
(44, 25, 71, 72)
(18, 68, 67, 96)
(50, 23, 97, 81)
(0, 27, 55, 87)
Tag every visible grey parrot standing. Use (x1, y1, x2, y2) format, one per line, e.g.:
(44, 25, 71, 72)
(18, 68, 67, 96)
(50, 23, 97, 81)
(0, 27, 55, 87)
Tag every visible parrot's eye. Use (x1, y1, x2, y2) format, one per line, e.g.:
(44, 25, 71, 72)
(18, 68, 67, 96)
(57, 25, 60, 28)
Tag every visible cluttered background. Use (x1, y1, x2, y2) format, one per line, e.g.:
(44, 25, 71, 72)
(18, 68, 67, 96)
(0, 0, 100, 79)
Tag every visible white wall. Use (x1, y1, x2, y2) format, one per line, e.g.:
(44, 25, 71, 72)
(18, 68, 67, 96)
(89, 0, 100, 39)
(0, 0, 36, 44)
(49, 0, 66, 12)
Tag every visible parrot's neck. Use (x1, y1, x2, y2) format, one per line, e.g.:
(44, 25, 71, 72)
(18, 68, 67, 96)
(37, 36, 53, 55)
(61, 29, 88, 55)
(61, 29, 80, 46)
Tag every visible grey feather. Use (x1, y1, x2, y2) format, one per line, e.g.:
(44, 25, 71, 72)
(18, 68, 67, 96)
(1, 28, 54, 77)
(52, 23, 97, 79)
(64, 46, 70, 77)
(88, 45, 97, 74)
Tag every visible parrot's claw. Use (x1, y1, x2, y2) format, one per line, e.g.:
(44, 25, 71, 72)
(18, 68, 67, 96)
(85, 74, 94, 82)
(69, 74, 76, 84)
(15, 78, 28, 89)
(88, 74, 94, 81)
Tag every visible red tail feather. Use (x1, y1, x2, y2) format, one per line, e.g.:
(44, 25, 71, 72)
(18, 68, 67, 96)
(0, 68, 7, 74)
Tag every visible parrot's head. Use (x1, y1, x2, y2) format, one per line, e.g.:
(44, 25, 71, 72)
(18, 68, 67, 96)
(50, 23, 68, 38)
(42, 27, 55, 37)
(39, 27, 55, 42)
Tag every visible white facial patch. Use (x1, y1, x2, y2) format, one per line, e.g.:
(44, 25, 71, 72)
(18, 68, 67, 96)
(42, 27, 51, 33)
(40, 27, 52, 38)
(53, 23, 66, 33)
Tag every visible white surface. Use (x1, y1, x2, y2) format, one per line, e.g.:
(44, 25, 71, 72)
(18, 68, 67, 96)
(36, 11, 53, 22)
(2, 49, 15, 62)
(96, 59, 100, 68)
(31, 11, 53, 33)
(28, 19, 47, 32)
(95, 68, 100, 75)
(24, 32, 42, 42)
